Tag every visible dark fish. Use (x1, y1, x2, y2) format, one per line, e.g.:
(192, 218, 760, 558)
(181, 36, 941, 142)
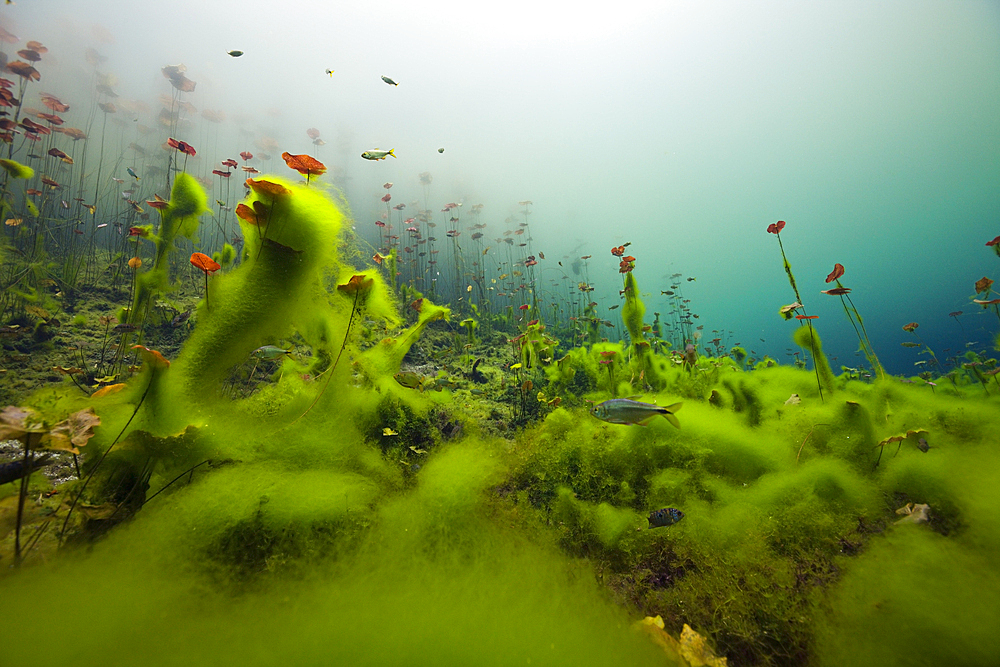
(171, 309, 192, 327)
(917, 438, 930, 453)
(0, 453, 52, 486)
(647, 507, 684, 528)
(112, 323, 138, 333)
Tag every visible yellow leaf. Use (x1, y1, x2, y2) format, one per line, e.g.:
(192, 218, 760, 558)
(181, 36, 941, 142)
(93, 383, 127, 398)
(43, 407, 101, 454)
(679, 623, 728, 667)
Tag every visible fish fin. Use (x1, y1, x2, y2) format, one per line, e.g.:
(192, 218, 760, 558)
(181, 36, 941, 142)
(664, 402, 682, 413)
(662, 412, 681, 429)
(637, 416, 656, 427)
(388, 149, 396, 158)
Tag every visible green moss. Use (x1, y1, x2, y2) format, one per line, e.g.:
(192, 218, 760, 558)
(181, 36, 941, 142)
(816, 530, 1000, 667)
(621, 271, 645, 346)
(0, 158, 34, 179)
(793, 324, 836, 395)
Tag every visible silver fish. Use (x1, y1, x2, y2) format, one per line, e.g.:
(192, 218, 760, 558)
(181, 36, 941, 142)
(362, 149, 396, 161)
(251, 345, 290, 361)
(381, 75, 398, 86)
(590, 398, 682, 428)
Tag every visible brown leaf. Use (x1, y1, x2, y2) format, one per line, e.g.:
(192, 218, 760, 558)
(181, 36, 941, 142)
(247, 178, 291, 198)
(0, 405, 46, 440)
(53, 126, 87, 140)
(44, 407, 101, 453)
(40, 94, 70, 113)
(6, 61, 40, 81)
(281, 151, 326, 177)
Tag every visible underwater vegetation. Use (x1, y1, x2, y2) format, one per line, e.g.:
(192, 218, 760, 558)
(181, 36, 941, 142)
(1, 21, 999, 667)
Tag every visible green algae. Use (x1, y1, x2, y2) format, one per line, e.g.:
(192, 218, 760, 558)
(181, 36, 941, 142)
(1, 440, 669, 667)
(3, 179, 1000, 667)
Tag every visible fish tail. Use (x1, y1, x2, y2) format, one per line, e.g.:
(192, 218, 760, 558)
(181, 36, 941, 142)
(388, 149, 396, 158)
(662, 402, 682, 429)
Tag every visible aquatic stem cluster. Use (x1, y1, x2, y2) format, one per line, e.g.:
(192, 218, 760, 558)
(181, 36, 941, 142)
(768, 221, 825, 401)
(821, 263, 885, 381)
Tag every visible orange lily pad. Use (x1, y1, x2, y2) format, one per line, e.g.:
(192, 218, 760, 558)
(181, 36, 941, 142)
(337, 274, 374, 295)
(7, 61, 40, 81)
(247, 178, 291, 198)
(281, 151, 326, 177)
(190, 252, 221, 274)
(131, 344, 170, 368)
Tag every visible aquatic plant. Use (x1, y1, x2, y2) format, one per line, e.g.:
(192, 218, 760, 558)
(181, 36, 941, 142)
(901, 321, 942, 376)
(281, 152, 326, 185)
(0, 404, 99, 564)
(972, 275, 1000, 327)
(820, 263, 885, 381)
(189, 252, 221, 310)
(767, 220, 825, 400)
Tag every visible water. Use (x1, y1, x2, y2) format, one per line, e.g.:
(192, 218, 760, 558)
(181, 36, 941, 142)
(1, 2, 999, 665)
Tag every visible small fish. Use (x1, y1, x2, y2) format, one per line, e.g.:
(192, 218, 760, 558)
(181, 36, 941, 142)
(687, 277, 696, 282)
(325, 69, 334, 76)
(111, 176, 125, 184)
(590, 398, 682, 428)
(661, 290, 674, 295)
(251, 345, 290, 361)
(227, 50, 244, 57)
(171, 309, 192, 327)
(609, 305, 619, 310)
(917, 437, 930, 453)
(127, 167, 139, 181)
(647, 507, 684, 529)
(362, 149, 396, 160)
(383, 427, 399, 437)
(394, 371, 424, 391)
(438, 147, 444, 153)
(381, 75, 398, 86)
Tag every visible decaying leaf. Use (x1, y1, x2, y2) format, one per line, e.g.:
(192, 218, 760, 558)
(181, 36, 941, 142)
(876, 428, 929, 450)
(7, 61, 40, 81)
(0, 406, 46, 440)
(44, 407, 101, 454)
(92, 383, 127, 398)
(24, 305, 51, 320)
(634, 616, 728, 667)
(894, 502, 930, 525)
